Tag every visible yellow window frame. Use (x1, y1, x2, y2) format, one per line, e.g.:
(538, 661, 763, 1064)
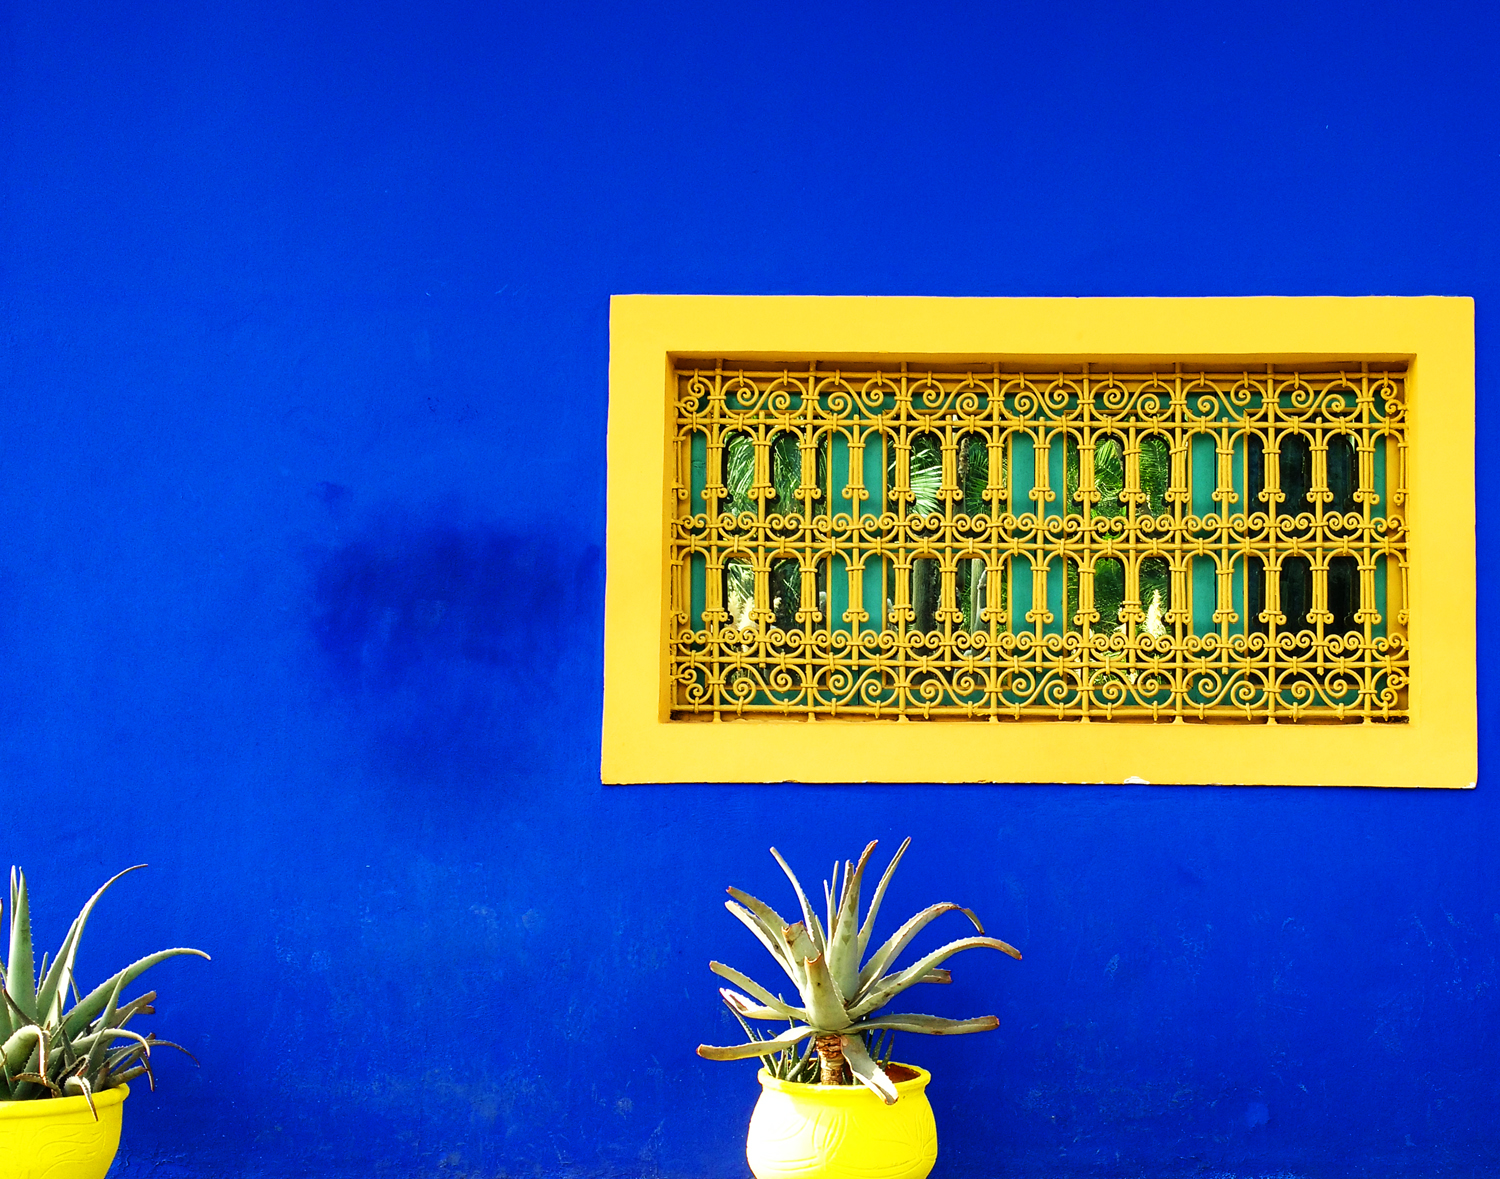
(602, 295, 1474, 787)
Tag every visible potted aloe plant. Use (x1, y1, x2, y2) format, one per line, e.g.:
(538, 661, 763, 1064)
(0, 865, 209, 1179)
(697, 839, 1021, 1179)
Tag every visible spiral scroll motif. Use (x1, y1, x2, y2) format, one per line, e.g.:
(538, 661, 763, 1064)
(670, 360, 1408, 722)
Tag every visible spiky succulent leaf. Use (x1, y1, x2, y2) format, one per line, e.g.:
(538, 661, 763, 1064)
(35, 866, 145, 1027)
(80, 976, 125, 1083)
(2, 1024, 42, 1073)
(826, 842, 876, 1000)
(855, 837, 910, 959)
(706, 839, 1021, 1099)
(62, 949, 210, 1039)
(779, 922, 818, 994)
(725, 886, 793, 934)
(799, 954, 851, 1032)
(87, 1026, 151, 1061)
(719, 988, 798, 1022)
(7, 869, 36, 1024)
(849, 1013, 1000, 1035)
(707, 962, 807, 1021)
(723, 900, 799, 986)
(697, 1024, 815, 1061)
(769, 848, 826, 954)
(857, 903, 985, 993)
(0, 866, 208, 1101)
(14, 1070, 60, 1097)
(63, 1074, 98, 1120)
(840, 1032, 897, 1104)
(849, 935, 1021, 1020)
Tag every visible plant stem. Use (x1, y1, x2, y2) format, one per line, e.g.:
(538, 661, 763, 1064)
(815, 1035, 846, 1085)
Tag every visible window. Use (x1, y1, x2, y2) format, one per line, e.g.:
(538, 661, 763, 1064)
(670, 361, 1405, 723)
(603, 296, 1473, 786)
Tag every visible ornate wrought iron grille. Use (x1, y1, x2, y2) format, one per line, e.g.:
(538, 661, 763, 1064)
(669, 360, 1408, 722)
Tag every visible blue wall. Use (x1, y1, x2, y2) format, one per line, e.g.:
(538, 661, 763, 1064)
(2, 2, 1497, 1176)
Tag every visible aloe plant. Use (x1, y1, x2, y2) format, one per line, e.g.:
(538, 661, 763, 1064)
(697, 839, 1021, 1104)
(0, 865, 209, 1116)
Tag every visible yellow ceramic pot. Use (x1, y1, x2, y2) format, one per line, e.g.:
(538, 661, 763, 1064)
(746, 1065, 937, 1179)
(0, 1084, 128, 1179)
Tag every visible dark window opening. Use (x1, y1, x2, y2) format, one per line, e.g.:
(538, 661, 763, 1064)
(1280, 555, 1313, 632)
(1246, 555, 1267, 635)
(1279, 434, 1312, 516)
(1328, 556, 1359, 635)
(1327, 435, 1357, 516)
(912, 558, 940, 634)
(770, 558, 801, 632)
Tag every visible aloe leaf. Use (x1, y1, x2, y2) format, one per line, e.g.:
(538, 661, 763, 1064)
(827, 842, 877, 1000)
(781, 922, 817, 962)
(108, 991, 157, 1030)
(1, 990, 32, 1040)
(724, 901, 799, 985)
(142, 1037, 197, 1065)
(725, 890, 803, 987)
(849, 936, 1021, 1020)
(14, 1070, 61, 1097)
(919, 969, 952, 985)
(129, 1049, 158, 1090)
(708, 962, 807, 1020)
(697, 1024, 814, 1061)
(102, 1043, 145, 1075)
(840, 1033, 898, 1104)
(2, 1024, 42, 1073)
(769, 848, 826, 954)
(62, 948, 211, 1038)
(50, 1023, 77, 1076)
(856, 837, 911, 960)
(848, 1013, 1000, 1036)
(725, 887, 793, 943)
(5, 1023, 44, 1080)
(6, 869, 37, 1024)
(82, 977, 126, 1082)
(800, 954, 851, 1031)
(719, 987, 797, 1022)
(85, 1026, 150, 1057)
(36, 865, 146, 1027)
(779, 922, 817, 993)
(63, 1074, 98, 1120)
(725, 1006, 779, 1073)
(856, 903, 985, 994)
(9, 1036, 42, 1099)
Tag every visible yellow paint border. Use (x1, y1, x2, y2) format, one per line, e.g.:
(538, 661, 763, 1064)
(602, 296, 1475, 787)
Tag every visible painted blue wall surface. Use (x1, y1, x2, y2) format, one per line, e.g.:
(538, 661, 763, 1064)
(2, 2, 1497, 1176)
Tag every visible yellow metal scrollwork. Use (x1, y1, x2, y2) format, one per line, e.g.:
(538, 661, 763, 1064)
(669, 360, 1407, 723)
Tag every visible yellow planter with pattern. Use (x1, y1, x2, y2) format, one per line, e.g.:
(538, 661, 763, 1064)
(0, 1084, 128, 1179)
(746, 1066, 937, 1179)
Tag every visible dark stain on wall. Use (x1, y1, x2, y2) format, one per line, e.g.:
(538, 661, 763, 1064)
(307, 515, 602, 779)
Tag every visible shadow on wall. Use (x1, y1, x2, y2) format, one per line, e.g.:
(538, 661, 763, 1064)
(305, 512, 602, 782)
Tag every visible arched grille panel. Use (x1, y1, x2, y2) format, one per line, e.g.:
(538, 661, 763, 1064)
(670, 361, 1407, 722)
